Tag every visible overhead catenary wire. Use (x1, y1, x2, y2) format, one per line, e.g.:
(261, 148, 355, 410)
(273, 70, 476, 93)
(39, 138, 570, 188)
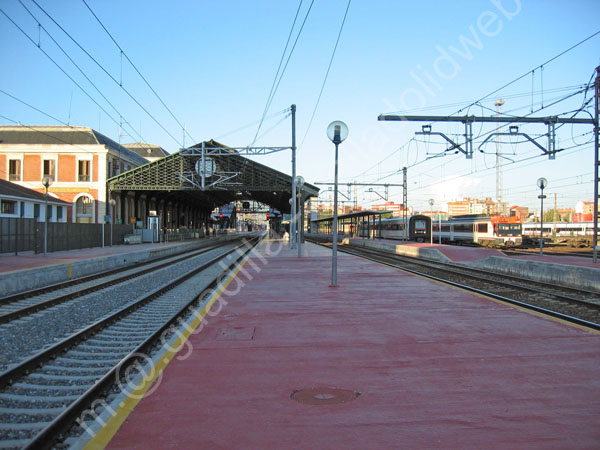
(1, 89, 65, 126)
(0, 7, 142, 142)
(79, 0, 194, 145)
(299, 0, 352, 150)
(251, 0, 305, 146)
(364, 33, 599, 203)
(451, 29, 600, 116)
(15, 0, 145, 143)
(24, 0, 184, 147)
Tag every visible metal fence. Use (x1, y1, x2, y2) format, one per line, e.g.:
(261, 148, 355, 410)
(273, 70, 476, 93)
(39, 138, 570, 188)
(0, 218, 133, 254)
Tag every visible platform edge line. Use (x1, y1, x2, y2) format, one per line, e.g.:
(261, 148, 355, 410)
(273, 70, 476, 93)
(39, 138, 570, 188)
(82, 256, 251, 450)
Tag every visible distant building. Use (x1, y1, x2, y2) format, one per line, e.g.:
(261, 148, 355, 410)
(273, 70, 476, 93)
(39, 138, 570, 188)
(447, 199, 469, 216)
(557, 208, 574, 221)
(510, 206, 529, 221)
(574, 201, 594, 222)
(448, 197, 509, 217)
(0, 125, 148, 224)
(0, 179, 70, 222)
(371, 201, 410, 217)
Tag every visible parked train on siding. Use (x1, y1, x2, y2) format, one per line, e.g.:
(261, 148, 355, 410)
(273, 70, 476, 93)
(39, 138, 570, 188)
(522, 221, 596, 237)
(521, 221, 596, 246)
(432, 215, 522, 247)
(359, 215, 431, 242)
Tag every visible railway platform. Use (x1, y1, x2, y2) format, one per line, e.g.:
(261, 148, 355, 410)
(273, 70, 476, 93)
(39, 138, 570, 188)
(349, 238, 600, 292)
(0, 236, 230, 296)
(84, 239, 599, 449)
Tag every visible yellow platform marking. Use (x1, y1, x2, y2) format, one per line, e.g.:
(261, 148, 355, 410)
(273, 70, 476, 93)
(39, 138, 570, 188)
(67, 263, 72, 279)
(84, 257, 250, 449)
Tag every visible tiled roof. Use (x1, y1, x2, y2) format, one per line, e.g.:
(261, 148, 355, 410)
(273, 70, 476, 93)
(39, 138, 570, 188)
(123, 142, 169, 158)
(0, 179, 69, 204)
(0, 125, 147, 165)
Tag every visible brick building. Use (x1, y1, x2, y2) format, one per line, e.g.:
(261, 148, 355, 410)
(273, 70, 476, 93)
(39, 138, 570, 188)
(371, 201, 410, 217)
(0, 125, 148, 224)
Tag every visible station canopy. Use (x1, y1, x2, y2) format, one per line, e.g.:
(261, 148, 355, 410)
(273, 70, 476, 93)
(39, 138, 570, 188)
(107, 140, 319, 212)
(311, 210, 393, 224)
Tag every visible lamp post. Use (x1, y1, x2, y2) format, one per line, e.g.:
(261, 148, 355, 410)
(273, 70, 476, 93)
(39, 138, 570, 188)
(537, 177, 548, 256)
(327, 120, 349, 287)
(428, 199, 434, 245)
(42, 176, 53, 256)
(109, 199, 116, 247)
(296, 175, 305, 257)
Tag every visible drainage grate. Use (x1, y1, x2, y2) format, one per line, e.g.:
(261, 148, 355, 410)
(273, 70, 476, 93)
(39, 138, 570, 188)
(290, 388, 360, 405)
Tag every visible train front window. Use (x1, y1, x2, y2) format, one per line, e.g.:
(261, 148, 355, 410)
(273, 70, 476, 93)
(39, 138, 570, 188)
(414, 220, 426, 229)
(498, 224, 522, 236)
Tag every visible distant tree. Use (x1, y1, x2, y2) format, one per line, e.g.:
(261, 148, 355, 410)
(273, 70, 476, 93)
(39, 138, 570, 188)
(543, 209, 562, 223)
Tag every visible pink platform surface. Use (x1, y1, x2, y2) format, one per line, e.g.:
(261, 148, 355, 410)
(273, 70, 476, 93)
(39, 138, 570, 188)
(106, 240, 600, 449)
(375, 238, 599, 268)
(0, 240, 208, 274)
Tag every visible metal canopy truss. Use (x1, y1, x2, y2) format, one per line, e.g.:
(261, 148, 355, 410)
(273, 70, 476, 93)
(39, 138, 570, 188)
(379, 114, 594, 160)
(107, 139, 318, 212)
(180, 145, 291, 156)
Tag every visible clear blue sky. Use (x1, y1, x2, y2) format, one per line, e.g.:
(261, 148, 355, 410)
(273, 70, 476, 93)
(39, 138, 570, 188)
(1, 0, 598, 212)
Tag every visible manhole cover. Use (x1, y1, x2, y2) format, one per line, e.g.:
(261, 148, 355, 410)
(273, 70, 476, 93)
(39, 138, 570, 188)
(290, 388, 360, 405)
(215, 327, 255, 341)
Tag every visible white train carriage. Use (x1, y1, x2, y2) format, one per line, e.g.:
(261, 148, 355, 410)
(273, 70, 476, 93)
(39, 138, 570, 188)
(359, 215, 432, 242)
(522, 221, 596, 238)
(433, 215, 522, 247)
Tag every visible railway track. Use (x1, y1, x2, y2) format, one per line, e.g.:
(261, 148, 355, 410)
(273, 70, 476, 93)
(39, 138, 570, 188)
(0, 238, 238, 324)
(0, 234, 262, 449)
(307, 239, 600, 330)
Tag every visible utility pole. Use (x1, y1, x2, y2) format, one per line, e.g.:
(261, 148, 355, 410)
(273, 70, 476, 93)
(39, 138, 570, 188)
(291, 104, 297, 250)
(379, 105, 598, 262)
(495, 98, 505, 203)
(594, 66, 599, 263)
(402, 167, 408, 241)
(554, 192, 558, 240)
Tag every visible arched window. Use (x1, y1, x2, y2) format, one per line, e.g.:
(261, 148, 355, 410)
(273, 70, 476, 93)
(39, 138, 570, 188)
(75, 196, 94, 223)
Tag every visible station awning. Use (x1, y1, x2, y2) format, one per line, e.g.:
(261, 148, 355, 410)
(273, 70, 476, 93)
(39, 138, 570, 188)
(311, 210, 392, 224)
(107, 139, 319, 213)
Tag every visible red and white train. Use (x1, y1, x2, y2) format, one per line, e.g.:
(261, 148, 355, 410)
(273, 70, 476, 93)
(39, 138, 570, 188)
(433, 215, 522, 247)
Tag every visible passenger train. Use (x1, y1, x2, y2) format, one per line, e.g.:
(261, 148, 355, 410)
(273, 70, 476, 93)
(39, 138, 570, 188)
(521, 221, 597, 246)
(360, 214, 522, 247)
(522, 221, 596, 238)
(433, 215, 522, 247)
(359, 215, 431, 242)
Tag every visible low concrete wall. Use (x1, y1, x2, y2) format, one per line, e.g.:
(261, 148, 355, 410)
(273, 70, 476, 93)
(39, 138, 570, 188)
(349, 238, 452, 263)
(310, 235, 600, 292)
(470, 256, 600, 293)
(0, 241, 209, 297)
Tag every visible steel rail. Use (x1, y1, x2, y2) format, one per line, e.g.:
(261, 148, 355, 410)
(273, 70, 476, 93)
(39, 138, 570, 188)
(0, 239, 236, 324)
(341, 245, 600, 331)
(306, 238, 600, 331)
(0, 236, 259, 391)
(22, 235, 261, 449)
(0, 239, 226, 305)
(344, 244, 600, 309)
